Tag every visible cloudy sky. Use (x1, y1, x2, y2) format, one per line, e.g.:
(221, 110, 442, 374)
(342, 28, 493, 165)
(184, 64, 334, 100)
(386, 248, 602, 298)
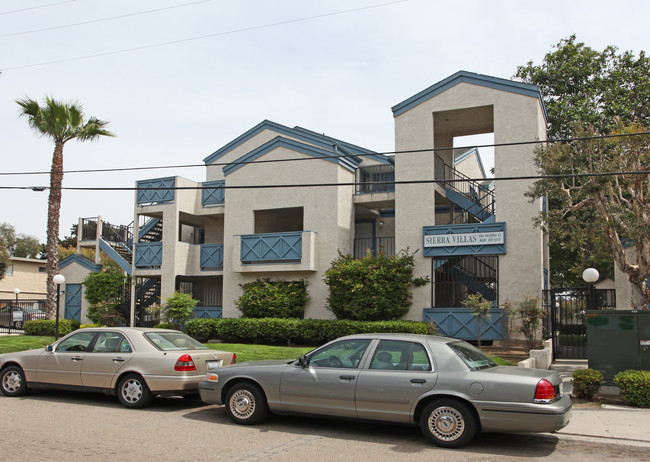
(2, 0, 649, 243)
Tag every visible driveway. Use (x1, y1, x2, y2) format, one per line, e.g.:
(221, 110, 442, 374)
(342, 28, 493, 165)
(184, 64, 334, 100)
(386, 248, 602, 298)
(1, 392, 648, 461)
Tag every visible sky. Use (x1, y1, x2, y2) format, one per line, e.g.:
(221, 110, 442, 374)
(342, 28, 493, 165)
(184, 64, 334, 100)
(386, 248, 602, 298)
(2, 0, 650, 244)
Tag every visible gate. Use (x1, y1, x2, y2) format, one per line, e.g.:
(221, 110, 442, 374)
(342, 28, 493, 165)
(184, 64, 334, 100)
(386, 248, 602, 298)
(543, 287, 616, 359)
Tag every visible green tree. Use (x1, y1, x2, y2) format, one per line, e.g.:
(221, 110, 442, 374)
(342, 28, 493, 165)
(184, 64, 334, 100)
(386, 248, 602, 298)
(515, 36, 650, 287)
(0, 222, 43, 258)
(83, 270, 129, 326)
(0, 236, 10, 281)
(16, 97, 114, 318)
(527, 123, 650, 309)
(162, 291, 199, 329)
(323, 249, 428, 321)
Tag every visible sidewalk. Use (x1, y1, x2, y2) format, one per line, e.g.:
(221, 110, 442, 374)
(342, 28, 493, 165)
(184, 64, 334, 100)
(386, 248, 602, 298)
(550, 359, 650, 447)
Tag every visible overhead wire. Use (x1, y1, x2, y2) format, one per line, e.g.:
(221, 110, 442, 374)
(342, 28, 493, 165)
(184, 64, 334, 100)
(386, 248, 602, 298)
(0, 0, 212, 38)
(0, 130, 648, 177)
(0, 0, 75, 16)
(1, 0, 408, 72)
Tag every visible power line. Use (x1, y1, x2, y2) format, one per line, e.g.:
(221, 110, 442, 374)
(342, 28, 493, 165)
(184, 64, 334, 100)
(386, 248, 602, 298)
(1, 0, 408, 72)
(0, 0, 211, 38)
(1, 130, 648, 177)
(0, 0, 75, 16)
(1, 170, 648, 193)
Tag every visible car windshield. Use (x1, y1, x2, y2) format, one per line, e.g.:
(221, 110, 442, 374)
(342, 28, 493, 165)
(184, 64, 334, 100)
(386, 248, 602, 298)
(448, 341, 497, 370)
(144, 332, 210, 351)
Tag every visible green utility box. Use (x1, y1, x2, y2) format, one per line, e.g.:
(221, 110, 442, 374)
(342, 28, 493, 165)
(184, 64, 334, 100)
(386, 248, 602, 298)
(586, 310, 650, 384)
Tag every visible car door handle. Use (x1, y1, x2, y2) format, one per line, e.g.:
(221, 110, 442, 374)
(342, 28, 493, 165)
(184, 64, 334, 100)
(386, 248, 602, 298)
(112, 358, 126, 363)
(339, 375, 356, 381)
(71, 356, 83, 362)
(410, 378, 426, 384)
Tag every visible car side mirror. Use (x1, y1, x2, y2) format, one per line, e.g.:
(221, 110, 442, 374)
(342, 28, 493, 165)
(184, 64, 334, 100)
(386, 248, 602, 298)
(297, 355, 310, 368)
(45, 345, 54, 352)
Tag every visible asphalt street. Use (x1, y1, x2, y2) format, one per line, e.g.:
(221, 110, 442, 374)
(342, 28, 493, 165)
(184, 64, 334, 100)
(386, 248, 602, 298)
(1, 391, 649, 462)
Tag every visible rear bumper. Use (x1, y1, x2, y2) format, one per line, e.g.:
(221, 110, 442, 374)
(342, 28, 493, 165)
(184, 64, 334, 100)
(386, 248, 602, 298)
(477, 395, 572, 433)
(142, 374, 204, 392)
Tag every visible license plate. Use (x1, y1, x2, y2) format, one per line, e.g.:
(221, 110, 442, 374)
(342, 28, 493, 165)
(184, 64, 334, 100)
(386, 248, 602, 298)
(206, 360, 221, 369)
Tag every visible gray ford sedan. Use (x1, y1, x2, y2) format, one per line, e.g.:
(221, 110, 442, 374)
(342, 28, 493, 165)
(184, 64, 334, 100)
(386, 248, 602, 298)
(199, 333, 571, 448)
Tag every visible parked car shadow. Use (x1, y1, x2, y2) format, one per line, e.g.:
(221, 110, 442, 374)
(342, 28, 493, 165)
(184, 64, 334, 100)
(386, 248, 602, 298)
(184, 406, 559, 457)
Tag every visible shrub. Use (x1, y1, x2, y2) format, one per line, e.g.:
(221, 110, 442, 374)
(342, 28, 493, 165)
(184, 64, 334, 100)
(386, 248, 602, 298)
(504, 295, 547, 351)
(87, 301, 126, 326)
(462, 293, 491, 348)
(183, 317, 430, 346)
(80, 323, 101, 329)
(83, 270, 129, 305)
(323, 249, 428, 321)
(572, 369, 603, 400)
(614, 370, 650, 408)
(236, 279, 309, 318)
(154, 322, 174, 330)
(162, 291, 199, 329)
(23, 319, 80, 337)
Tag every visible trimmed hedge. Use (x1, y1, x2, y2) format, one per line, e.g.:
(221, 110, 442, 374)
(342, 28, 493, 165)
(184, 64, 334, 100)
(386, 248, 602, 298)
(23, 319, 80, 337)
(184, 317, 431, 345)
(572, 368, 603, 400)
(236, 278, 308, 318)
(614, 370, 650, 408)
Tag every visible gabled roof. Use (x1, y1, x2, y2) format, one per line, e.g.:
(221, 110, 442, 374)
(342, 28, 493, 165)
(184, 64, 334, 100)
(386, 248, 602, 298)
(454, 147, 487, 178)
(222, 135, 360, 176)
(391, 70, 547, 120)
(204, 119, 391, 166)
(59, 253, 102, 272)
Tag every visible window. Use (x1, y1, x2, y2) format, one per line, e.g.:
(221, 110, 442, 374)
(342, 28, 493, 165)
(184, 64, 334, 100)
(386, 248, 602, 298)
(433, 255, 498, 307)
(144, 332, 210, 351)
(57, 331, 97, 352)
(309, 339, 371, 368)
(6, 265, 13, 276)
(92, 332, 131, 353)
(448, 341, 496, 370)
(38, 266, 47, 273)
(369, 340, 432, 371)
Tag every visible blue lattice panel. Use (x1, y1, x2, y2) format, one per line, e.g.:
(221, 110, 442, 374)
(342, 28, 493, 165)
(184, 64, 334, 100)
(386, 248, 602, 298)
(200, 244, 224, 269)
(423, 308, 506, 340)
(240, 232, 302, 263)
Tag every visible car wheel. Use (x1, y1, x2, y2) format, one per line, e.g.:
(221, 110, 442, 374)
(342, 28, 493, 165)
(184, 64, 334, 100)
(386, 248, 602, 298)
(225, 383, 269, 425)
(1, 365, 28, 397)
(117, 374, 153, 409)
(420, 399, 476, 448)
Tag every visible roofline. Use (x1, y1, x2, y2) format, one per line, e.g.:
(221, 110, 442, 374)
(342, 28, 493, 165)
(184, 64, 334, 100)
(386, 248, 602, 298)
(58, 253, 102, 272)
(204, 119, 389, 165)
(391, 70, 547, 121)
(454, 147, 487, 178)
(222, 135, 360, 176)
(9, 257, 46, 264)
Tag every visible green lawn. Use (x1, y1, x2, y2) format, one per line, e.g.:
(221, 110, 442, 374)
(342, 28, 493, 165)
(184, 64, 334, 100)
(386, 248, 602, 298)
(0, 336, 510, 365)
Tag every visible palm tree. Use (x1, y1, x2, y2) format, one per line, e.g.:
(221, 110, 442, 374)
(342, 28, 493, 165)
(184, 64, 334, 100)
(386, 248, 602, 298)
(16, 97, 114, 318)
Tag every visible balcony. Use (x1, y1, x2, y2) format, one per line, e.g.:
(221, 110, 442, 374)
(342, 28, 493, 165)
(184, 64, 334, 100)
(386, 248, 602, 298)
(354, 237, 395, 259)
(233, 231, 317, 273)
(200, 243, 224, 270)
(134, 242, 163, 268)
(136, 177, 176, 206)
(201, 180, 225, 206)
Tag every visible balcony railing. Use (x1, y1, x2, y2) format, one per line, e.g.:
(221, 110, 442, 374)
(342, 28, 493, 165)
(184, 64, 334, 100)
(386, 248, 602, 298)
(136, 177, 176, 206)
(356, 164, 395, 194)
(201, 180, 225, 206)
(354, 237, 395, 259)
(134, 242, 163, 268)
(240, 231, 302, 264)
(200, 243, 224, 270)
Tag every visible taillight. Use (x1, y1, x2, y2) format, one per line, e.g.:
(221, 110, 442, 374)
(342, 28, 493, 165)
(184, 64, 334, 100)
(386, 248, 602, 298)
(174, 354, 196, 371)
(534, 379, 557, 403)
(231, 353, 237, 365)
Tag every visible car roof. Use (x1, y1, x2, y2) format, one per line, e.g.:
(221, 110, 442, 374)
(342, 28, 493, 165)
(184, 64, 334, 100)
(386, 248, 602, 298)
(335, 333, 456, 343)
(77, 327, 183, 333)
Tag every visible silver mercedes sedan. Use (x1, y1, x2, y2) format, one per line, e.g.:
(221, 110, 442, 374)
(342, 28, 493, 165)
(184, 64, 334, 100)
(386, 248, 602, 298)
(0, 327, 235, 408)
(199, 333, 571, 448)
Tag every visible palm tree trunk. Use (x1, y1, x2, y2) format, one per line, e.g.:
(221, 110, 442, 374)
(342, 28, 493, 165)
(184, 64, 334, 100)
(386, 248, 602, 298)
(46, 142, 64, 319)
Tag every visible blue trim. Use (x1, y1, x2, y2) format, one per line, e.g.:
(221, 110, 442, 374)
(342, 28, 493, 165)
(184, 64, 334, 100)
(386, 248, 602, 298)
(203, 119, 388, 166)
(136, 177, 176, 205)
(201, 180, 225, 206)
(134, 242, 163, 268)
(423, 308, 506, 340)
(423, 222, 506, 257)
(391, 71, 547, 121)
(240, 232, 302, 263)
(193, 306, 223, 319)
(98, 239, 133, 275)
(223, 136, 359, 176)
(64, 284, 83, 322)
(200, 243, 224, 270)
(59, 254, 102, 272)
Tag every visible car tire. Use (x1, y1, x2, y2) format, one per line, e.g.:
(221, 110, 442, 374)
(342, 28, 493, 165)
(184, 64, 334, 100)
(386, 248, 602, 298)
(420, 399, 476, 448)
(225, 383, 269, 425)
(117, 374, 154, 409)
(1, 365, 28, 397)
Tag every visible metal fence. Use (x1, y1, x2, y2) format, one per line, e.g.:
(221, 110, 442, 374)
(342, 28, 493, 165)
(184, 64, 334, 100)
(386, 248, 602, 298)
(0, 299, 48, 334)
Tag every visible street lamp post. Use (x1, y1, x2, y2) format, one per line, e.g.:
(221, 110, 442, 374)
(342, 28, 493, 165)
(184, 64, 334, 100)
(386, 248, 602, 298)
(582, 268, 600, 311)
(53, 274, 65, 340)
